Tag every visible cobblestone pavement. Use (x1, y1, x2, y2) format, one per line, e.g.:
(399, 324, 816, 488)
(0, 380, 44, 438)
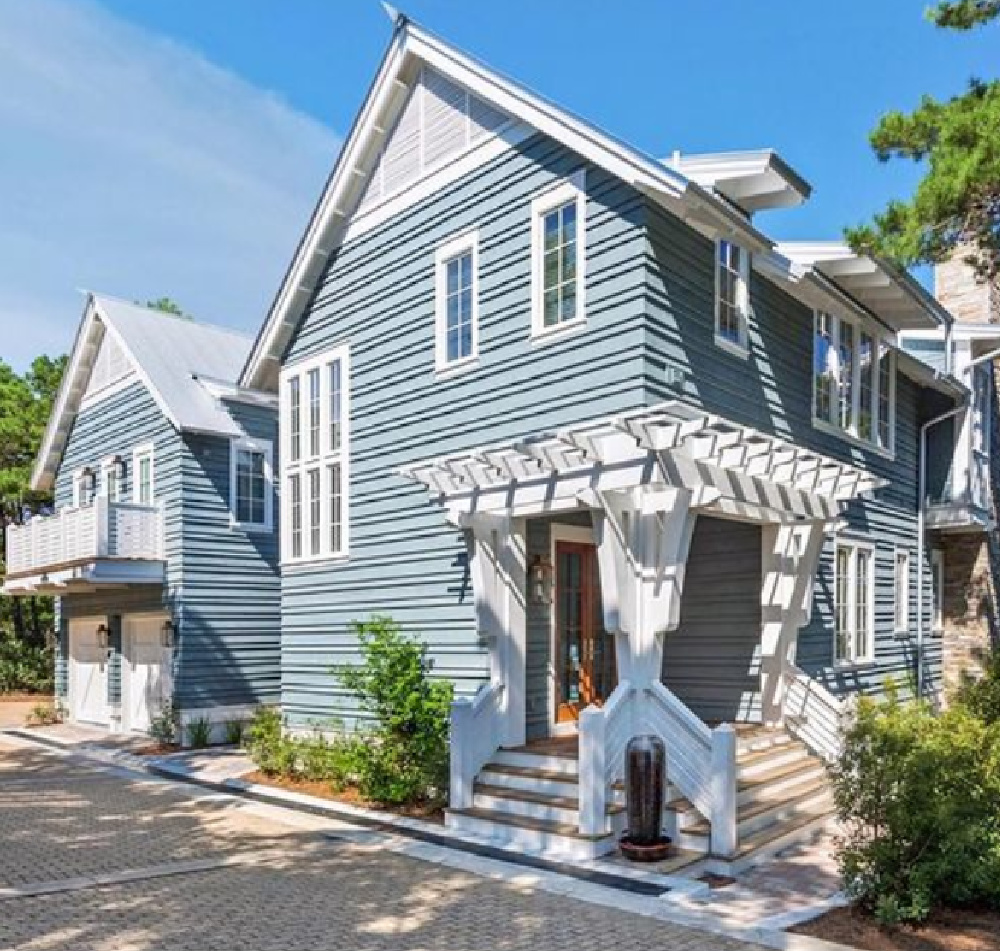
(0, 737, 776, 951)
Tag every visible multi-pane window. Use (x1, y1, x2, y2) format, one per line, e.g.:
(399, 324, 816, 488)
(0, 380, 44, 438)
(532, 174, 585, 336)
(894, 549, 910, 634)
(435, 233, 478, 371)
(133, 448, 154, 506)
(814, 311, 895, 452)
(231, 440, 272, 530)
(834, 541, 875, 664)
(716, 240, 750, 350)
(280, 346, 349, 562)
(101, 459, 122, 503)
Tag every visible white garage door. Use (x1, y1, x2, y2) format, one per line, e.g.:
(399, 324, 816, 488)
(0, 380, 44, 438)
(69, 618, 109, 726)
(123, 615, 171, 734)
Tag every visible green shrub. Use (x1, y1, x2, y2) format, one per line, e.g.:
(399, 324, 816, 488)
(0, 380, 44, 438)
(954, 650, 1000, 724)
(245, 706, 285, 776)
(149, 701, 177, 746)
(832, 688, 1000, 924)
(333, 615, 452, 806)
(187, 716, 211, 748)
(223, 720, 244, 746)
(296, 728, 362, 789)
(0, 632, 54, 694)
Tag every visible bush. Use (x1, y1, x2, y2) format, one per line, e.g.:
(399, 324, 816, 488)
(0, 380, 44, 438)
(954, 650, 1000, 724)
(187, 716, 211, 748)
(149, 701, 177, 746)
(334, 615, 453, 806)
(245, 706, 286, 776)
(223, 719, 244, 746)
(832, 687, 1000, 924)
(0, 632, 54, 694)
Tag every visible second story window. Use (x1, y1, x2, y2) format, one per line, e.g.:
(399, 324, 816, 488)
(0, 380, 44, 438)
(133, 446, 154, 506)
(435, 232, 479, 373)
(280, 345, 350, 563)
(531, 172, 586, 338)
(231, 438, 273, 531)
(101, 457, 124, 503)
(715, 239, 750, 353)
(74, 468, 97, 507)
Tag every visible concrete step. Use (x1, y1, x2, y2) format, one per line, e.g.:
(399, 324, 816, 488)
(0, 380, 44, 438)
(725, 808, 834, 875)
(472, 782, 626, 825)
(479, 763, 580, 799)
(737, 740, 810, 779)
(491, 748, 579, 776)
(736, 728, 796, 757)
(737, 758, 828, 807)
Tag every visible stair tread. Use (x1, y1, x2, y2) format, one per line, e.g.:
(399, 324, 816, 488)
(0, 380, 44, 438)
(682, 780, 831, 835)
(448, 807, 613, 840)
(738, 757, 826, 790)
(501, 742, 579, 760)
(474, 782, 625, 815)
(482, 763, 579, 784)
(735, 807, 833, 857)
(737, 741, 808, 769)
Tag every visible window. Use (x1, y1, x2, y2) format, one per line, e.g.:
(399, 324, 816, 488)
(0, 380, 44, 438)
(834, 540, 875, 664)
(230, 438, 272, 531)
(74, 469, 97, 507)
(435, 232, 479, 372)
(715, 239, 750, 353)
(531, 172, 586, 337)
(894, 549, 910, 635)
(132, 447, 154, 506)
(101, 458, 123, 503)
(280, 345, 350, 562)
(813, 310, 895, 452)
(931, 549, 944, 634)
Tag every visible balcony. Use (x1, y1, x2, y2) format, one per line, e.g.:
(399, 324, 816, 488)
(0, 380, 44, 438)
(2, 497, 164, 594)
(925, 452, 992, 533)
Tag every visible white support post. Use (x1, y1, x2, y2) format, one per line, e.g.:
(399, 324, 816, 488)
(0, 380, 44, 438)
(578, 704, 607, 835)
(93, 494, 109, 558)
(710, 723, 738, 858)
(449, 697, 474, 810)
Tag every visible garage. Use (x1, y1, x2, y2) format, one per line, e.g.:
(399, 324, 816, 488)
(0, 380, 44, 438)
(68, 617, 109, 726)
(122, 614, 171, 734)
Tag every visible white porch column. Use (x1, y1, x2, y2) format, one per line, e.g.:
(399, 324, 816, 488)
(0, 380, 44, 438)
(592, 486, 697, 688)
(464, 515, 527, 748)
(759, 519, 828, 724)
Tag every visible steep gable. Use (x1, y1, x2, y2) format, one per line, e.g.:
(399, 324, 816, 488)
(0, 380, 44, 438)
(80, 323, 136, 405)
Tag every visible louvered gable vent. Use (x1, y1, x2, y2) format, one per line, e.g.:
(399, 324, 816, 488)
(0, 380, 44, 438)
(84, 324, 133, 398)
(360, 66, 511, 211)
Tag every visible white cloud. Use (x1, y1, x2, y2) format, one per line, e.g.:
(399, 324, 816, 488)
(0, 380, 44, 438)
(0, 0, 340, 370)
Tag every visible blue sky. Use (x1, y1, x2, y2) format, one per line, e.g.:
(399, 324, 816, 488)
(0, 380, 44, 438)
(3, 0, 996, 369)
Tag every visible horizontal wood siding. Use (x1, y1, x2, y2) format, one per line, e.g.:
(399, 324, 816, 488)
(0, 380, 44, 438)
(281, 133, 649, 727)
(174, 401, 280, 711)
(643, 201, 947, 698)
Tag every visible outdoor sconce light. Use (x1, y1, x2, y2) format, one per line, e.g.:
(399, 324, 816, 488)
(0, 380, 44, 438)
(82, 466, 97, 497)
(161, 619, 175, 648)
(95, 623, 110, 650)
(528, 554, 554, 605)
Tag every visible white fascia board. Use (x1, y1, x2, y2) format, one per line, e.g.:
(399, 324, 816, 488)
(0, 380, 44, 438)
(196, 374, 279, 409)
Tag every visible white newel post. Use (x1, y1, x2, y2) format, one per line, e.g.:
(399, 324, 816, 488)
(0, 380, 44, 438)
(450, 697, 474, 809)
(710, 723, 738, 858)
(93, 494, 109, 558)
(578, 704, 607, 835)
(759, 520, 828, 724)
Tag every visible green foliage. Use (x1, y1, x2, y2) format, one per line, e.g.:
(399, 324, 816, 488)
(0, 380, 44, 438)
(143, 298, 190, 319)
(187, 716, 211, 748)
(26, 702, 60, 726)
(832, 689, 1000, 924)
(149, 701, 177, 746)
(0, 630, 53, 694)
(846, 3, 1000, 278)
(953, 650, 1000, 723)
(245, 706, 287, 776)
(223, 719, 245, 746)
(333, 616, 452, 806)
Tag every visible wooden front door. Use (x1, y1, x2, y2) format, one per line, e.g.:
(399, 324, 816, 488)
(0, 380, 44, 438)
(555, 541, 616, 723)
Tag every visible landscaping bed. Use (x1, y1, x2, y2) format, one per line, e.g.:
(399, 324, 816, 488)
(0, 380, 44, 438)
(792, 905, 1000, 951)
(242, 769, 445, 823)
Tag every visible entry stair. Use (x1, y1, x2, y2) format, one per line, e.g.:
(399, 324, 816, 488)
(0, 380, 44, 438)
(445, 726, 834, 871)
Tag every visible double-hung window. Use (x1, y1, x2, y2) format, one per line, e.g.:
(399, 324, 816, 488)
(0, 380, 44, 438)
(894, 549, 910, 635)
(230, 438, 273, 531)
(101, 457, 122, 503)
(813, 310, 895, 452)
(834, 540, 875, 665)
(715, 239, 750, 354)
(74, 469, 97, 507)
(280, 346, 349, 563)
(930, 549, 944, 634)
(435, 232, 479, 372)
(531, 172, 586, 337)
(133, 446, 154, 506)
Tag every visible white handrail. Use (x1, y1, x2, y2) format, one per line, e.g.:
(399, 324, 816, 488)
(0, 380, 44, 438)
(782, 664, 848, 762)
(577, 681, 635, 836)
(449, 680, 505, 810)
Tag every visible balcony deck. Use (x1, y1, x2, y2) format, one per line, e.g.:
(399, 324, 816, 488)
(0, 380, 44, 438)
(2, 497, 164, 594)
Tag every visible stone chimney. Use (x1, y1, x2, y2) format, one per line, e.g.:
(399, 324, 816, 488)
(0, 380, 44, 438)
(934, 250, 1000, 323)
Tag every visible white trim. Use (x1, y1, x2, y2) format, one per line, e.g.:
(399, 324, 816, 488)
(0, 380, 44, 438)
(531, 170, 587, 340)
(67, 615, 110, 727)
(547, 522, 596, 738)
(279, 344, 350, 564)
(100, 455, 124, 503)
(121, 612, 171, 735)
(229, 437, 274, 533)
(714, 238, 750, 356)
(893, 547, 911, 636)
(72, 467, 96, 508)
(434, 229, 480, 374)
(930, 548, 944, 635)
(132, 444, 155, 506)
(833, 538, 876, 666)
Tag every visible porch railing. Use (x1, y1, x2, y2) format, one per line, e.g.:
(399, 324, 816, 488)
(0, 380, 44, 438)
(5, 497, 163, 578)
(449, 680, 505, 810)
(578, 680, 634, 834)
(782, 665, 848, 762)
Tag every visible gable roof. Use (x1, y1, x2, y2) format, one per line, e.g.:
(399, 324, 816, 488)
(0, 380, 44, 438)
(31, 294, 253, 492)
(239, 12, 778, 391)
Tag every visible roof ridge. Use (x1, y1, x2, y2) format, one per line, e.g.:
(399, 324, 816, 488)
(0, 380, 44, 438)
(88, 291, 253, 340)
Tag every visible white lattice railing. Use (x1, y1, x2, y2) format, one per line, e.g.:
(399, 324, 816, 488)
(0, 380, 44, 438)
(449, 680, 505, 810)
(5, 497, 163, 578)
(578, 681, 635, 835)
(782, 665, 849, 762)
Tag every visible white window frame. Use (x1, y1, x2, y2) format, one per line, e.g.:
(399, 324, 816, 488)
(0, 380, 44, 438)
(812, 308, 896, 456)
(530, 170, 587, 341)
(833, 539, 876, 665)
(132, 444, 155, 506)
(930, 548, 944, 634)
(893, 547, 910, 636)
(435, 230, 480, 375)
(280, 345, 350, 565)
(100, 456, 123, 503)
(229, 437, 273, 532)
(714, 238, 751, 357)
(72, 468, 97, 508)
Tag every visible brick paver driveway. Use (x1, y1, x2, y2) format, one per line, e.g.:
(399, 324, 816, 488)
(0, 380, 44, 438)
(0, 736, 764, 951)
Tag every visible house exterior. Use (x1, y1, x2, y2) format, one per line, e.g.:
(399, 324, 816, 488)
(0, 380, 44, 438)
(238, 13, 967, 866)
(2, 296, 280, 742)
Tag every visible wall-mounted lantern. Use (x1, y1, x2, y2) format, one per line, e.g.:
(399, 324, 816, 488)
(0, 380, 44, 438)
(81, 466, 98, 503)
(95, 623, 110, 650)
(161, 619, 175, 648)
(528, 554, 554, 605)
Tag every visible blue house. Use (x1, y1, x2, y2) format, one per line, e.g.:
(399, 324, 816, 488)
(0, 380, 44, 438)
(3, 295, 280, 743)
(237, 14, 970, 867)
